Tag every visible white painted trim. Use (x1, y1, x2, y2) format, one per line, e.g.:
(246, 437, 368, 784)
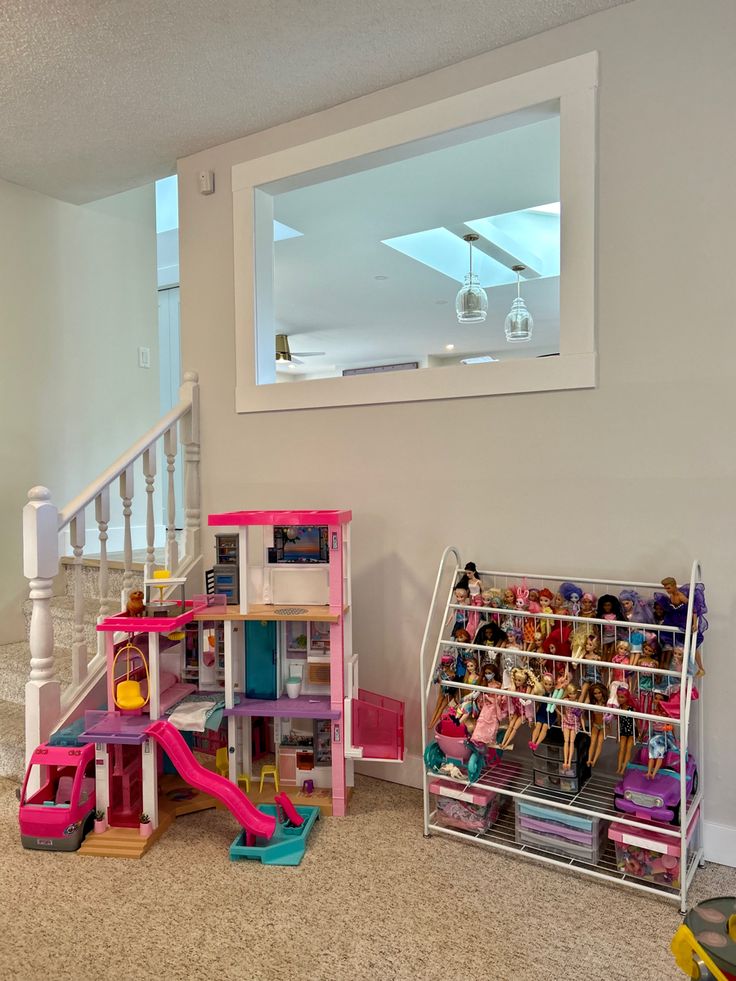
(703, 820, 736, 868)
(233, 52, 598, 412)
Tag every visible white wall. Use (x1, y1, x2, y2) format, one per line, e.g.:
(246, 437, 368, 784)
(177, 0, 736, 854)
(0, 180, 159, 643)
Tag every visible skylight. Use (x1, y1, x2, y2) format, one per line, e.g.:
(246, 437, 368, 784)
(381, 204, 560, 284)
(274, 220, 303, 242)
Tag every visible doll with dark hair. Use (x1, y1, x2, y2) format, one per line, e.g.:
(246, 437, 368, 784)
(586, 681, 608, 767)
(597, 594, 626, 658)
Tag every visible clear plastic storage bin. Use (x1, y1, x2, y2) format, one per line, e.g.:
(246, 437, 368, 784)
(515, 799, 607, 863)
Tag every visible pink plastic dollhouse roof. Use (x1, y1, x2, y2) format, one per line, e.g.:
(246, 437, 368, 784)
(208, 509, 352, 526)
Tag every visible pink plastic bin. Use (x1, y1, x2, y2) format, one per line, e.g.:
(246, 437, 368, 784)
(608, 807, 699, 889)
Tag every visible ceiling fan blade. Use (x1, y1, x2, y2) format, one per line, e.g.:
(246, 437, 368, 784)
(291, 350, 326, 357)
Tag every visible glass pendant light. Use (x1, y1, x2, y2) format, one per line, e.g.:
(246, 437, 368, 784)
(455, 234, 488, 324)
(504, 265, 533, 343)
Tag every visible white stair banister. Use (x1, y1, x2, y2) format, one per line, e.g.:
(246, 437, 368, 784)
(70, 511, 88, 686)
(95, 487, 112, 657)
(142, 446, 157, 580)
(164, 425, 179, 571)
(179, 372, 201, 561)
(119, 465, 134, 605)
(23, 487, 61, 791)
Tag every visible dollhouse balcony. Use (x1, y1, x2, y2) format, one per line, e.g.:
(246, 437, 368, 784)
(224, 694, 341, 720)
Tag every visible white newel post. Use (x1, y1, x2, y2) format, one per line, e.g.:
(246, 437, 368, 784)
(142, 446, 157, 580)
(23, 487, 61, 791)
(96, 487, 112, 657)
(179, 372, 200, 562)
(70, 511, 88, 686)
(119, 466, 134, 605)
(164, 425, 179, 572)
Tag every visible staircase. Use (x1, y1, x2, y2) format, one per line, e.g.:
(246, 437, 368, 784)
(0, 560, 146, 780)
(11, 371, 201, 791)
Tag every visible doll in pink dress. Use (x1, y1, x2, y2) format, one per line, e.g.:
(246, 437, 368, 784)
(470, 665, 507, 750)
(465, 593, 485, 642)
(611, 639, 632, 684)
(499, 667, 541, 751)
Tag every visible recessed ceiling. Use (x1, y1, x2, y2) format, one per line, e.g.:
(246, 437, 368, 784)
(0, 0, 633, 204)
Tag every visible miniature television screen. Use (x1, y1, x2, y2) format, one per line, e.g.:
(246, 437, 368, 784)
(271, 526, 329, 563)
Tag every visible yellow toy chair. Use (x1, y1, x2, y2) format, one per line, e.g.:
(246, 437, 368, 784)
(112, 639, 150, 711)
(215, 747, 229, 778)
(237, 773, 251, 793)
(259, 763, 279, 793)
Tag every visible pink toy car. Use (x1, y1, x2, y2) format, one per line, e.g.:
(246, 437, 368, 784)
(19, 742, 96, 851)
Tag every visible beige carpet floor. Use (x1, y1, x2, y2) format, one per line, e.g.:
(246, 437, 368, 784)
(1, 774, 735, 981)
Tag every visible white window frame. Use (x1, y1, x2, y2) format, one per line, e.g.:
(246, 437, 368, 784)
(232, 51, 598, 413)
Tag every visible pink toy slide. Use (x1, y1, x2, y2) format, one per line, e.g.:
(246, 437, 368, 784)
(144, 720, 276, 839)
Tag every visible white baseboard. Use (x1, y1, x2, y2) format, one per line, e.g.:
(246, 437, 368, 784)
(355, 752, 424, 788)
(704, 820, 736, 867)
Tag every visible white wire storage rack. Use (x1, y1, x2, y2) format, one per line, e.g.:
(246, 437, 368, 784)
(419, 548, 705, 912)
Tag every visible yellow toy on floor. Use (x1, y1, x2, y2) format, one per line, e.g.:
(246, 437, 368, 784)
(672, 898, 736, 980)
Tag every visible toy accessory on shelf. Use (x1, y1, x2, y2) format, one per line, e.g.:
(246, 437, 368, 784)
(112, 637, 150, 711)
(125, 590, 145, 617)
(614, 745, 698, 825)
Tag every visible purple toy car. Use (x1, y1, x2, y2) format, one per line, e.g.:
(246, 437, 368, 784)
(614, 747, 697, 825)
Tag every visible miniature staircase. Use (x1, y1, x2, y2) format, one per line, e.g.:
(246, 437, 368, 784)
(0, 559, 144, 782)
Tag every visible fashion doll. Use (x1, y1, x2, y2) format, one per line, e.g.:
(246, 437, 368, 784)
(561, 684, 582, 770)
(465, 594, 485, 643)
(499, 667, 541, 750)
(597, 594, 626, 657)
(586, 682, 608, 767)
(619, 588, 654, 625)
(611, 639, 632, 683)
(538, 588, 555, 638)
(447, 586, 470, 631)
(473, 621, 507, 659)
(429, 653, 459, 729)
(529, 672, 556, 750)
(463, 562, 483, 599)
(523, 601, 541, 650)
(470, 664, 507, 750)
(455, 657, 480, 731)
(579, 634, 603, 703)
(660, 577, 708, 677)
(502, 587, 516, 609)
(646, 690, 678, 779)
(559, 581, 583, 617)
(635, 639, 660, 734)
(579, 592, 597, 618)
(607, 681, 637, 775)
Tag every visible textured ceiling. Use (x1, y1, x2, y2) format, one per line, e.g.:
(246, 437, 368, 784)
(0, 0, 631, 204)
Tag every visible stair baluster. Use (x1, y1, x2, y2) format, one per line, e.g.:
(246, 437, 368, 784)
(180, 372, 201, 561)
(142, 446, 157, 581)
(70, 511, 88, 686)
(95, 487, 112, 657)
(164, 425, 179, 572)
(119, 465, 134, 606)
